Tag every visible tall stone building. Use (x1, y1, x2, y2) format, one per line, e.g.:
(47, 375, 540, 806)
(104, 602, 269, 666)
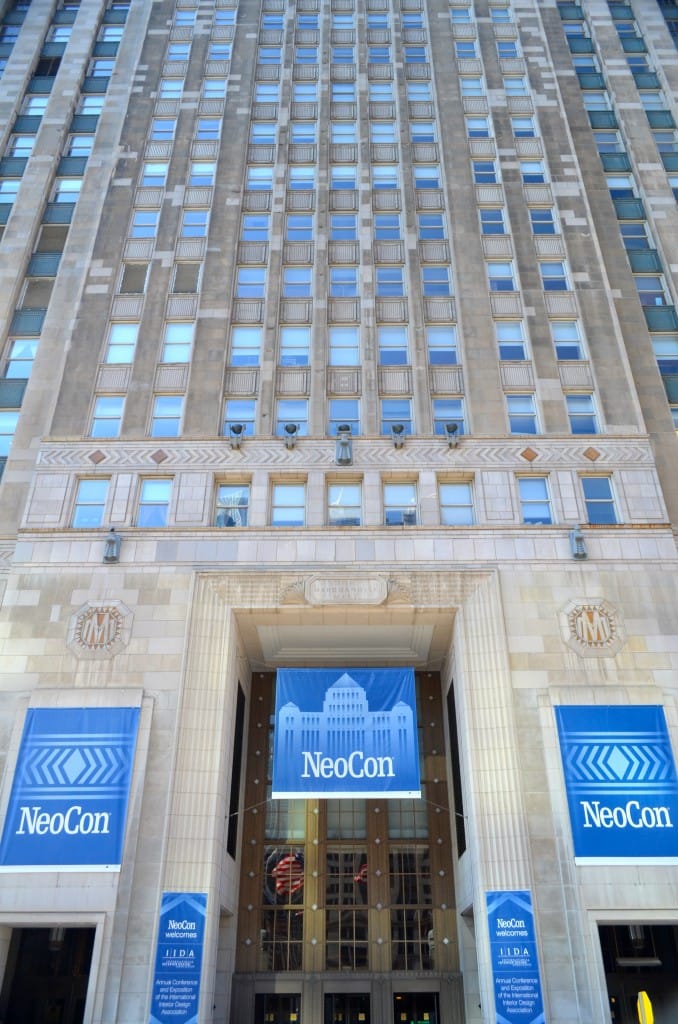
(0, 0, 677, 1020)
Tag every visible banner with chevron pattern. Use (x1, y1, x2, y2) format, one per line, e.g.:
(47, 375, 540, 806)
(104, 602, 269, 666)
(555, 705, 678, 862)
(0, 706, 140, 870)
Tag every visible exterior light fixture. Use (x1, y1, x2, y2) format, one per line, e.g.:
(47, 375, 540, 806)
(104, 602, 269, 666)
(444, 422, 459, 448)
(229, 423, 244, 449)
(335, 424, 352, 466)
(569, 525, 587, 560)
(391, 423, 405, 449)
(103, 527, 121, 563)
(283, 423, 298, 449)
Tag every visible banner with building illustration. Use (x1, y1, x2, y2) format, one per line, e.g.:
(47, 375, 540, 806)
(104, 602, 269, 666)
(0, 706, 140, 870)
(272, 667, 420, 798)
(555, 705, 678, 863)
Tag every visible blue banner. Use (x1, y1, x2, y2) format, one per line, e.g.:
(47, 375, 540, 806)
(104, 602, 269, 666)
(149, 892, 207, 1024)
(272, 667, 420, 798)
(555, 705, 678, 863)
(487, 890, 545, 1024)
(0, 706, 139, 871)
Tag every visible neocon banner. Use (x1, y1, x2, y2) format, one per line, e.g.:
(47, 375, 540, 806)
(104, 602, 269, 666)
(486, 890, 545, 1024)
(0, 706, 140, 870)
(555, 705, 678, 863)
(149, 892, 207, 1024)
(272, 667, 420, 798)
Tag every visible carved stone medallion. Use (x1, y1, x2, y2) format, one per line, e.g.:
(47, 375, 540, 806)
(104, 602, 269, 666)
(559, 599, 624, 658)
(67, 601, 133, 659)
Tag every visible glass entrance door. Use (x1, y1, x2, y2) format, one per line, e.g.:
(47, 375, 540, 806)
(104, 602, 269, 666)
(254, 993, 301, 1024)
(325, 992, 370, 1024)
(393, 992, 439, 1024)
(0, 927, 94, 1024)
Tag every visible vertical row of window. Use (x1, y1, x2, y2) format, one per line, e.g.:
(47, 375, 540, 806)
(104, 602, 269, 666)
(0, 0, 30, 79)
(559, 0, 678, 429)
(456, 0, 599, 435)
(94, 3, 237, 440)
(236, 0, 461, 440)
(0, 0, 129, 468)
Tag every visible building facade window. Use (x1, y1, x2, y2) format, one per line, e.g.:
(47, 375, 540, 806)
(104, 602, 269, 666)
(223, 399, 256, 437)
(150, 395, 183, 437)
(215, 484, 249, 527)
(539, 261, 569, 291)
(422, 266, 452, 296)
(566, 394, 599, 434)
(507, 394, 538, 434)
(4, 339, 37, 378)
(551, 321, 584, 360)
(0, 411, 18, 456)
(272, 483, 306, 527)
(582, 476, 617, 524)
(230, 327, 261, 367)
(137, 479, 171, 527)
(381, 398, 412, 435)
(90, 396, 124, 437)
(329, 327, 359, 366)
(277, 399, 308, 437)
(530, 208, 557, 234)
(162, 323, 193, 363)
(236, 268, 266, 298)
(433, 398, 465, 436)
(106, 323, 138, 363)
(280, 327, 310, 366)
(488, 262, 516, 292)
(72, 479, 109, 528)
(518, 477, 552, 524)
(384, 482, 417, 525)
(282, 268, 312, 299)
(130, 211, 158, 238)
(329, 267, 358, 297)
(427, 326, 457, 365)
(496, 322, 527, 361)
(439, 481, 474, 525)
(479, 208, 506, 235)
(328, 399, 360, 436)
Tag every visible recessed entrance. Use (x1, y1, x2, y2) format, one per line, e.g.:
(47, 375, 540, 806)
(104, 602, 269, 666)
(325, 991, 370, 1024)
(0, 926, 94, 1024)
(599, 924, 678, 1022)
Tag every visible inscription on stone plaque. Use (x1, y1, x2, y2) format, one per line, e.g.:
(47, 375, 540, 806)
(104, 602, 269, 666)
(305, 576, 388, 606)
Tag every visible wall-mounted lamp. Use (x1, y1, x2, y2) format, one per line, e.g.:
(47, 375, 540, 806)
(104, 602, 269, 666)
(283, 423, 299, 449)
(569, 525, 587, 560)
(444, 422, 459, 448)
(335, 424, 353, 466)
(229, 423, 244, 450)
(391, 423, 405, 449)
(103, 527, 121, 564)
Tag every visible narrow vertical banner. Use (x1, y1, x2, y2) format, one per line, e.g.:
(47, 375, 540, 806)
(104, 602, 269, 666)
(149, 892, 207, 1024)
(272, 667, 420, 799)
(486, 890, 545, 1024)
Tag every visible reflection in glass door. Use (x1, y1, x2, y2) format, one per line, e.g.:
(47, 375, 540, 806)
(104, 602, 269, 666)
(324, 992, 370, 1024)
